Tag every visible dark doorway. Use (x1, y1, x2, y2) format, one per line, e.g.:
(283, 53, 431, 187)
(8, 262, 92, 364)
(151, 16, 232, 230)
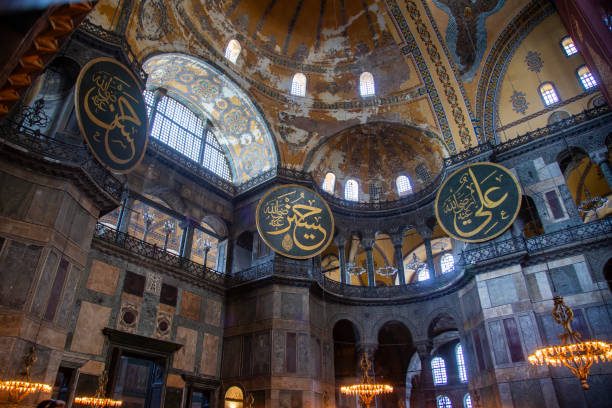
(109, 352, 166, 408)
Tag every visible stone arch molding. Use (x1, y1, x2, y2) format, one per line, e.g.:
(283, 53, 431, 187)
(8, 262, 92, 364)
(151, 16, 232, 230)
(328, 314, 365, 345)
(369, 314, 420, 345)
(143, 53, 278, 184)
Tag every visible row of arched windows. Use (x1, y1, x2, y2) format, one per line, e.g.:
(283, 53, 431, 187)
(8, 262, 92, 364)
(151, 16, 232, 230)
(537, 64, 597, 108)
(321, 173, 413, 199)
(432, 344, 467, 385)
(414, 253, 454, 282)
(436, 394, 472, 408)
(223, 39, 376, 97)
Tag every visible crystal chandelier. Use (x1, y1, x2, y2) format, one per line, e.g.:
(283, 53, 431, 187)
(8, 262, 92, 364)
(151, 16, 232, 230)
(0, 346, 52, 404)
(528, 296, 612, 389)
(340, 353, 393, 408)
(375, 266, 398, 277)
(347, 263, 366, 276)
(74, 371, 122, 408)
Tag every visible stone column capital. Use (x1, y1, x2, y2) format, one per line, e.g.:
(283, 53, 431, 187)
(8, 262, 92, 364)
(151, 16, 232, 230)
(334, 234, 348, 247)
(390, 231, 404, 247)
(414, 339, 433, 356)
(361, 238, 375, 250)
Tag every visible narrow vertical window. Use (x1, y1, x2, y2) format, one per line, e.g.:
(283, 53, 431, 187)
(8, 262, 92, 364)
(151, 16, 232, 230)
(225, 39, 241, 64)
(577, 65, 597, 90)
(431, 357, 447, 385)
(437, 395, 452, 408)
(291, 73, 307, 97)
(464, 394, 473, 408)
(440, 253, 454, 274)
(456, 344, 468, 382)
(345, 179, 358, 201)
(539, 82, 560, 106)
(322, 172, 335, 193)
(359, 72, 375, 97)
(560, 37, 578, 56)
(396, 175, 413, 196)
(417, 267, 430, 281)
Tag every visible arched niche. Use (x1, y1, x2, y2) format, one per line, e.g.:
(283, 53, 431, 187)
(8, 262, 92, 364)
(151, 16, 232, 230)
(333, 319, 361, 408)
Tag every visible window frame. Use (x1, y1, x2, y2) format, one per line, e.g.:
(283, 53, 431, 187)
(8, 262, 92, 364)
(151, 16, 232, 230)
(464, 393, 473, 408)
(456, 343, 468, 382)
(576, 65, 598, 90)
(538, 82, 561, 107)
(396, 175, 413, 196)
(417, 267, 431, 282)
(291, 73, 307, 97)
(560, 36, 578, 57)
(436, 395, 452, 408)
(322, 172, 336, 194)
(344, 179, 359, 202)
(359, 72, 375, 97)
(225, 39, 241, 64)
(440, 253, 455, 274)
(431, 356, 448, 385)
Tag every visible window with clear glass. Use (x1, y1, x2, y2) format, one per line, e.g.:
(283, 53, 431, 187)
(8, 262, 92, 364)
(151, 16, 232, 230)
(577, 65, 597, 90)
(456, 344, 468, 382)
(561, 37, 578, 56)
(322, 172, 335, 193)
(396, 175, 413, 196)
(225, 39, 241, 64)
(417, 267, 430, 281)
(291, 73, 307, 97)
(143, 88, 155, 117)
(147, 93, 232, 181)
(464, 394, 473, 408)
(345, 179, 358, 201)
(432, 357, 447, 385)
(440, 253, 454, 274)
(437, 395, 452, 408)
(539, 83, 560, 106)
(359, 72, 375, 97)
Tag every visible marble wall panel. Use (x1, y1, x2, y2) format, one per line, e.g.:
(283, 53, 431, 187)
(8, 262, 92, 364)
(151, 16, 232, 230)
(489, 320, 509, 365)
(297, 333, 309, 375)
(241, 334, 252, 376)
(200, 333, 220, 376)
(180, 290, 201, 321)
(281, 293, 303, 321)
(204, 298, 222, 327)
(510, 379, 545, 408)
(44, 258, 69, 321)
(0, 171, 32, 219)
(86, 259, 120, 296)
(0, 241, 42, 309)
(257, 292, 274, 321)
(550, 265, 581, 296)
(57, 265, 80, 327)
(221, 336, 241, 378)
(252, 331, 270, 375)
(286, 332, 296, 374)
(517, 314, 539, 353)
(279, 390, 301, 408)
(117, 293, 141, 333)
(272, 330, 285, 375)
(26, 185, 62, 226)
(70, 301, 111, 355)
(173, 326, 198, 373)
(586, 305, 612, 338)
(31, 251, 58, 316)
(461, 285, 481, 320)
(486, 275, 518, 307)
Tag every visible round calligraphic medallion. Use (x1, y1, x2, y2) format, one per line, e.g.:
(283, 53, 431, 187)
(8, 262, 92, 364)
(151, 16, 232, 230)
(256, 184, 335, 259)
(435, 162, 521, 243)
(75, 58, 148, 173)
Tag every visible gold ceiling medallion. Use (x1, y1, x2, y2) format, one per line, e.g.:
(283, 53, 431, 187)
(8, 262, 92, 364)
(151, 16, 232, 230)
(340, 353, 393, 408)
(528, 296, 612, 389)
(256, 184, 334, 259)
(435, 162, 521, 242)
(75, 57, 149, 174)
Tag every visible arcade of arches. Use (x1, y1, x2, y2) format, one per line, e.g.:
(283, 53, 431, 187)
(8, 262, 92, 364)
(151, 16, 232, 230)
(0, 1, 611, 408)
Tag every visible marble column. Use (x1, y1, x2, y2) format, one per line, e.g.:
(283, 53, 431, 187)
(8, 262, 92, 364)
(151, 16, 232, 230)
(179, 219, 195, 260)
(597, 158, 612, 192)
(415, 340, 435, 408)
(338, 243, 347, 284)
(391, 233, 406, 285)
(423, 238, 436, 278)
(117, 194, 134, 234)
(362, 239, 376, 287)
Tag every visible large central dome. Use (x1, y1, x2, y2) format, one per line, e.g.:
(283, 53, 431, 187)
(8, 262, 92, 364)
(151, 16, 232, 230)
(217, 0, 392, 66)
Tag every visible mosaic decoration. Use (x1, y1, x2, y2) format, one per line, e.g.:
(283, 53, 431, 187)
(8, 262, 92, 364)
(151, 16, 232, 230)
(256, 184, 334, 259)
(404, 1, 473, 148)
(435, 162, 521, 242)
(143, 53, 277, 184)
(432, 0, 506, 81)
(510, 91, 529, 114)
(524, 51, 543, 72)
(136, 0, 171, 41)
(75, 58, 149, 174)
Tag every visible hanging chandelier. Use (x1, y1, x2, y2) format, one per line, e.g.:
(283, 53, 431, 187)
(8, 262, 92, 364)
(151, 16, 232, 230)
(340, 353, 393, 408)
(0, 346, 52, 404)
(528, 296, 612, 389)
(74, 371, 122, 408)
(375, 266, 398, 277)
(347, 263, 366, 276)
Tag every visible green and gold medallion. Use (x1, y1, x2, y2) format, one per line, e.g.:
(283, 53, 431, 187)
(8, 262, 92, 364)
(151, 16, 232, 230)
(435, 162, 521, 243)
(75, 57, 148, 173)
(256, 184, 334, 259)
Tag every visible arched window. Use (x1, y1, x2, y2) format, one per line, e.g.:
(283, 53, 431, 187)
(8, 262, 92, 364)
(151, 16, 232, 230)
(539, 83, 560, 106)
(440, 253, 454, 274)
(431, 357, 447, 385)
(560, 36, 578, 56)
(225, 39, 241, 64)
(396, 175, 413, 196)
(437, 395, 452, 408)
(291, 73, 307, 97)
(322, 172, 335, 193)
(456, 344, 468, 382)
(577, 65, 597, 90)
(148, 93, 232, 181)
(345, 179, 358, 201)
(359, 72, 375, 97)
(464, 394, 473, 408)
(417, 267, 430, 281)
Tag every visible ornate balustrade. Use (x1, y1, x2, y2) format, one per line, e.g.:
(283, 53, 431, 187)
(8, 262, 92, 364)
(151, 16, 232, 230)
(461, 217, 612, 266)
(93, 223, 228, 286)
(0, 122, 123, 203)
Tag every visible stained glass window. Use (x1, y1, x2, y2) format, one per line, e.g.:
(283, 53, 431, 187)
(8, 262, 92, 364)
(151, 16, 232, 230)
(432, 357, 447, 385)
(291, 73, 307, 97)
(225, 39, 241, 64)
(359, 72, 375, 97)
(345, 179, 358, 201)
